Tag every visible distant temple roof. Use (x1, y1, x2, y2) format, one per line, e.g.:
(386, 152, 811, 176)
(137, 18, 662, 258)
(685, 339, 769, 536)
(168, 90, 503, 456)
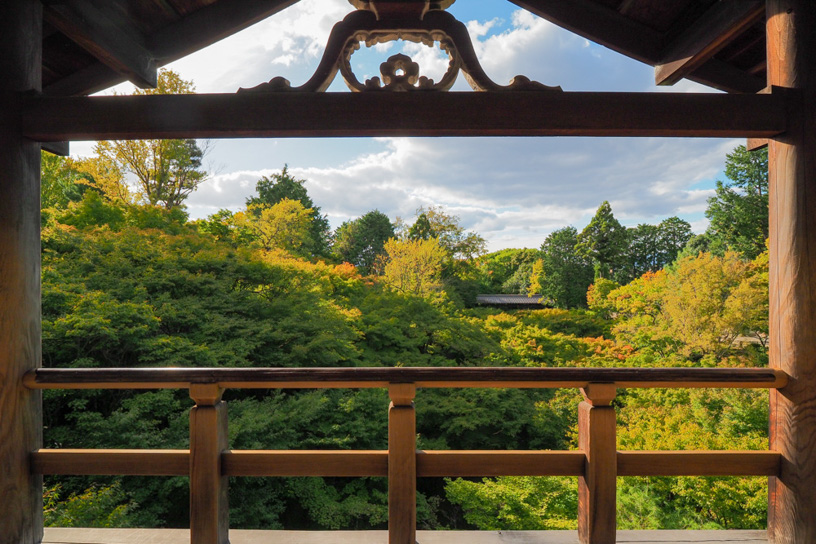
(476, 294, 548, 308)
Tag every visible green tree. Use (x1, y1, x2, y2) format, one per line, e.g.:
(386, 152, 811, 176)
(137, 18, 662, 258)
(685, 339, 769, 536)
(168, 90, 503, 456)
(576, 201, 629, 280)
(620, 217, 692, 282)
(405, 206, 486, 260)
(476, 248, 542, 294)
(41, 152, 88, 209)
(705, 145, 768, 259)
(93, 70, 208, 209)
(247, 166, 331, 257)
(531, 226, 594, 308)
(332, 210, 395, 274)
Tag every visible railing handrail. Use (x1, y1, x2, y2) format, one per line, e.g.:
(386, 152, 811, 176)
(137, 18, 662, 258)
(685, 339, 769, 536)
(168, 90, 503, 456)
(23, 366, 788, 390)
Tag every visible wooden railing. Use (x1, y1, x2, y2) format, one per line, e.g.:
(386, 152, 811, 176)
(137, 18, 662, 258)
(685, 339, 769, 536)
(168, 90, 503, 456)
(24, 367, 788, 544)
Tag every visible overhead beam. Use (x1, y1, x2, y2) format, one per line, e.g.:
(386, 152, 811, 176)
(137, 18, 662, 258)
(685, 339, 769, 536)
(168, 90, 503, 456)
(44, 0, 300, 96)
(687, 57, 767, 94)
(22, 91, 787, 141)
(508, 0, 663, 64)
(43, 1, 157, 89)
(40, 141, 69, 157)
(656, 0, 764, 86)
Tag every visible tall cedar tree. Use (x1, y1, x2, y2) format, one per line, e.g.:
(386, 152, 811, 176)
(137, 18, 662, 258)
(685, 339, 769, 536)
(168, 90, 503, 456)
(332, 210, 395, 274)
(575, 201, 629, 280)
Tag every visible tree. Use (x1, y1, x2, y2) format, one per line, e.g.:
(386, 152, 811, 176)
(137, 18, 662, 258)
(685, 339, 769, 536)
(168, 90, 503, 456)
(236, 200, 313, 254)
(705, 145, 768, 259)
(247, 166, 331, 257)
(476, 248, 542, 294)
(531, 226, 594, 308)
(381, 237, 447, 297)
(576, 201, 629, 280)
(41, 152, 88, 209)
(620, 217, 693, 282)
(92, 70, 208, 209)
(332, 210, 395, 274)
(405, 206, 486, 260)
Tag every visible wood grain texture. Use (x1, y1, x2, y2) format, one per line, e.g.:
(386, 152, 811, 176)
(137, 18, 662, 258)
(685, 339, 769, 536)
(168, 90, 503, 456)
(0, 1, 43, 542)
(190, 401, 229, 544)
(22, 91, 786, 141)
(416, 451, 584, 477)
(655, 0, 764, 86)
(578, 402, 616, 544)
(388, 393, 416, 544)
(222, 451, 388, 477)
(617, 451, 781, 476)
(32, 449, 189, 475)
(23, 366, 789, 390)
(767, 2, 816, 543)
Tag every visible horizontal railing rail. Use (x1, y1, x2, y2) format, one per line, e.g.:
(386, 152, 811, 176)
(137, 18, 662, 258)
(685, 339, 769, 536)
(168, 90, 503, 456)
(24, 366, 788, 544)
(24, 366, 788, 389)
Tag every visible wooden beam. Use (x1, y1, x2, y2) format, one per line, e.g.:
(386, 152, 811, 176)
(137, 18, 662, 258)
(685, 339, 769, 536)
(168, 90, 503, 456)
(32, 449, 189, 476)
(23, 366, 789, 390)
(508, 0, 662, 64)
(44, 0, 300, 96)
(41, 141, 69, 157)
(23, 90, 787, 141)
(656, 0, 764, 86)
(388, 384, 416, 544)
(0, 1, 43, 542)
(417, 451, 584, 477)
(767, 1, 816, 543)
(689, 58, 767, 94)
(578, 398, 616, 544)
(747, 138, 769, 151)
(43, 1, 156, 89)
(617, 451, 781, 476)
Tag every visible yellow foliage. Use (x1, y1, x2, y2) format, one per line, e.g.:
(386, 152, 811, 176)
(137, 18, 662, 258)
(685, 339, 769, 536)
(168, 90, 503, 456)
(381, 237, 446, 297)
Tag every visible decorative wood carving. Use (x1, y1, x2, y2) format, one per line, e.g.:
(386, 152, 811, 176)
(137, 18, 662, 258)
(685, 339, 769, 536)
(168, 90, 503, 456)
(239, 0, 560, 93)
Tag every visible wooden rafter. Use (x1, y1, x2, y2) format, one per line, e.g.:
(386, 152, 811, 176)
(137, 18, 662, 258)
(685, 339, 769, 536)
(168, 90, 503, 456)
(655, 0, 764, 86)
(43, 1, 157, 88)
(44, 0, 301, 96)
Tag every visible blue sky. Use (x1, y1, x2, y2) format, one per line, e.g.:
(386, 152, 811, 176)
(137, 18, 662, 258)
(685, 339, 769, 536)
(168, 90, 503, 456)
(76, 0, 741, 251)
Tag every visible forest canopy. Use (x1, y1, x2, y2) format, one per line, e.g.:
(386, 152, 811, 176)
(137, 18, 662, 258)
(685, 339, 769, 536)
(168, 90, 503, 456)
(40, 142, 771, 531)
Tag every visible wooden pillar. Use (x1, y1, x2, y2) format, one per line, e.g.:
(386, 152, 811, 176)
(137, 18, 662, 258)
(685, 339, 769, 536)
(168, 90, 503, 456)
(578, 384, 617, 544)
(189, 384, 229, 544)
(767, 1, 816, 543)
(0, 1, 43, 543)
(388, 383, 416, 544)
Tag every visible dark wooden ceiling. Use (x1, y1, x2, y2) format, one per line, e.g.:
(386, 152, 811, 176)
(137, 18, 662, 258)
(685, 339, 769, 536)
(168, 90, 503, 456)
(41, 0, 767, 96)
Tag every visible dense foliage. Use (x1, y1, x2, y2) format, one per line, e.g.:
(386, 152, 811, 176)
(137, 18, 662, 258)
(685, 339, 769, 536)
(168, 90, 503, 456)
(41, 143, 771, 532)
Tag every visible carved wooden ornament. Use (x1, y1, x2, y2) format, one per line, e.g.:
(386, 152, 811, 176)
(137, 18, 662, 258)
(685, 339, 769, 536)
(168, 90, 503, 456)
(239, 0, 561, 93)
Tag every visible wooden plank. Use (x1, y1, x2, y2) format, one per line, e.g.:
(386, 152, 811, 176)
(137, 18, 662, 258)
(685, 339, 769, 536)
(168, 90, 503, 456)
(22, 91, 787, 141)
(617, 451, 781, 476)
(222, 451, 388, 477)
(416, 451, 584, 477)
(388, 384, 416, 544)
(43, 1, 157, 89)
(189, 398, 229, 544)
(578, 401, 616, 544)
(31, 449, 189, 476)
(686, 57, 767, 94)
(507, 0, 663, 64)
(0, 1, 44, 542)
(767, 2, 816, 543)
(22, 367, 789, 390)
(656, 0, 764, 86)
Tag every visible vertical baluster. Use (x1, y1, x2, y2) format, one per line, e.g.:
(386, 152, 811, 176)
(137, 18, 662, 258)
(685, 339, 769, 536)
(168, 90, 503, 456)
(189, 383, 229, 544)
(578, 383, 617, 544)
(388, 383, 416, 544)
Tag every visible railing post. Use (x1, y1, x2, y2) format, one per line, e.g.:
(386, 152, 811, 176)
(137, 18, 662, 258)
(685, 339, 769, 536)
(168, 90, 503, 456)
(578, 384, 617, 544)
(189, 383, 229, 544)
(388, 383, 416, 544)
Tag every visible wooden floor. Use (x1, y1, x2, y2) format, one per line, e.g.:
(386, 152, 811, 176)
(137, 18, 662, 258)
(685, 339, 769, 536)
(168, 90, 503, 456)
(43, 528, 768, 543)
